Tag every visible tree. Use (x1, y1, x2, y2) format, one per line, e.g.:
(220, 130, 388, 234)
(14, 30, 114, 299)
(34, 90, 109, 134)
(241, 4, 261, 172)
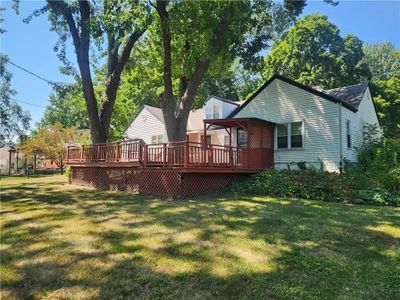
(21, 123, 78, 174)
(263, 13, 369, 89)
(38, 80, 88, 131)
(362, 42, 400, 81)
(0, 54, 31, 143)
(21, 0, 151, 143)
(371, 77, 400, 138)
(154, 0, 308, 142)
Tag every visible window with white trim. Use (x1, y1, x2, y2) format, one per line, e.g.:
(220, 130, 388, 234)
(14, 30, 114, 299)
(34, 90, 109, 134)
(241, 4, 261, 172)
(151, 134, 166, 144)
(206, 104, 220, 119)
(276, 122, 303, 149)
(346, 120, 351, 149)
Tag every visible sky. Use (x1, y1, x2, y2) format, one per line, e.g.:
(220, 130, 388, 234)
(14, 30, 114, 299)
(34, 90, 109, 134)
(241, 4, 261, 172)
(1, 0, 399, 128)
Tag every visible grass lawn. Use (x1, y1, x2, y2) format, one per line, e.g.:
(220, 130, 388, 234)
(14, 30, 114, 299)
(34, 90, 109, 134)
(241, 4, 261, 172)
(1, 175, 399, 299)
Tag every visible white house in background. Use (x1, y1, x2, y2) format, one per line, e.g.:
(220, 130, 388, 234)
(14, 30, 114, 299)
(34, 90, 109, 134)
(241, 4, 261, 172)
(124, 96, 241, 145)
(230, 74, 380, 172)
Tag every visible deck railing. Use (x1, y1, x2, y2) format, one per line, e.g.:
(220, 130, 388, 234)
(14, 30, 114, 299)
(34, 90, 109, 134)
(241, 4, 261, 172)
(67, 139, 249, 169)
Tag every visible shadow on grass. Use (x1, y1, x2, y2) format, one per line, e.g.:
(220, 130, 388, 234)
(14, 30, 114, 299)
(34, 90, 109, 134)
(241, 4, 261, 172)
(1, 179, 399, 299)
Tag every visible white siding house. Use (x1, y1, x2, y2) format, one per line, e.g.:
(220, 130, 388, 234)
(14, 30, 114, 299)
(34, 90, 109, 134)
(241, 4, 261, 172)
(232, 75, 380, 172)
(124, 96, 240, 145)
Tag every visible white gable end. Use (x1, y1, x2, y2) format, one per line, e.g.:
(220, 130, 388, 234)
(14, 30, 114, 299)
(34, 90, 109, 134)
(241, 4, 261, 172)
(125, 107, 166, 144)
(235, 79, 341, 172)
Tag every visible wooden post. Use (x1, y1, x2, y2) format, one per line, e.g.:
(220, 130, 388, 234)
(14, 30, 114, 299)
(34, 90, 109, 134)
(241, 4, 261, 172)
(116, 142, 120, 162)
(16, 150, 19, 174)
(81, 145, 84, 162)
(33, 154, 37, 174)
(163, 143, 167, 166)
(144, 145, 148, 166)
(184, 139, 189, 168)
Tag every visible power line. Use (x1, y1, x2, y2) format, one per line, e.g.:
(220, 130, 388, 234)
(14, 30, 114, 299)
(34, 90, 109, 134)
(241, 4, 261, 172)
(1, 56, 64, 88)
(11, 98, 47, 109)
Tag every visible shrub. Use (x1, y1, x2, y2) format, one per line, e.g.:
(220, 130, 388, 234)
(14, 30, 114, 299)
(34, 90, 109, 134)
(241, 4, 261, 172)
(230, 169, 398, 206)
(65, 166, 71, 179)
(358, 188, 400, 206)
(353, 138, 400, 193)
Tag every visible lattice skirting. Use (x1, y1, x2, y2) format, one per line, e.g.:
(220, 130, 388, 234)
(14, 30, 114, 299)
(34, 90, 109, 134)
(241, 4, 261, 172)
(69, 166, 249, 199)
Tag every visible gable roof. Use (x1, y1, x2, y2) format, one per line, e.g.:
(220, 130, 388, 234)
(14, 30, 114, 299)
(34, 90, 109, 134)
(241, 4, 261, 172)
(144, 105, 164, 123)
(205, 95, 241, 106)
(228, 74, 362, 118)
(324, 83, 368, 109)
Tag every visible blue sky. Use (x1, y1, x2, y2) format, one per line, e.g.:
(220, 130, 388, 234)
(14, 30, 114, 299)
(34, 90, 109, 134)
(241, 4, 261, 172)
(1, 0, 399, 127)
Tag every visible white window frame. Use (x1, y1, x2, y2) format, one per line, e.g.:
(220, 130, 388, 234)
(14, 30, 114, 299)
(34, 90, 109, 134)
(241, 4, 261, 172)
(205, 104, 221, 119)
(151, 134, 166, 144)
(346, 120, 352, 149)
(275, 121, 304, 150)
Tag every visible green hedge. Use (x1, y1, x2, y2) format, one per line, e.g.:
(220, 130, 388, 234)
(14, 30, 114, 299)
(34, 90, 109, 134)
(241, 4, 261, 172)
(230, 169, 399, 207)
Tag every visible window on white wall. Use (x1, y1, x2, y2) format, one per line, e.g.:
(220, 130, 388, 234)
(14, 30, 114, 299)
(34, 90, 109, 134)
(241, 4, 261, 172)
(277, 124, 288, 149)
(276, 122, 303, 149)
(291, 122, 303, 148)
(346, 120, 352, 149)
(151, 135, 166, 144)
(212, 105, 220, 119)
(206, 104, 220, 119)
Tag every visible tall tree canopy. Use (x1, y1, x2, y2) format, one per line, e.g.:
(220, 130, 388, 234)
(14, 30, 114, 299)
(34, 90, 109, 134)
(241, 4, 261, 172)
(153, 0, 308, 142)
(362, 42, 400, 82)
(0, 54, 31, 143)
(263, 13, 369, 89)
(21, 0, 151, 143)
(372, 77, 400, 138)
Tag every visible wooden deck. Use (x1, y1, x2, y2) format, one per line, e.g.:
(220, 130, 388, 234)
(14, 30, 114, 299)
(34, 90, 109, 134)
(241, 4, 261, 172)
(67, 139, 270, 173)
(66, 120, 275, 198)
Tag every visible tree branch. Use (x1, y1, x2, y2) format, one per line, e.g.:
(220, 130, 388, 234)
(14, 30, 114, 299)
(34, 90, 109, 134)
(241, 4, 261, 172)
(47, 0, 80, 53)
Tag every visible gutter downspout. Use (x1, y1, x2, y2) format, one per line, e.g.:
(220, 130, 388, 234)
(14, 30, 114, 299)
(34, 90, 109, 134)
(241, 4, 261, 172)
(338, 102, 343, 173)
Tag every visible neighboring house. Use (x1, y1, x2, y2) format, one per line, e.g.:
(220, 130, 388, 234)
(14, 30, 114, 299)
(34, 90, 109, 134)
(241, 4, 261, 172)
(124, 96, 241, 145)
(230, 75, 380, 172)
(0, 143, 16, 175)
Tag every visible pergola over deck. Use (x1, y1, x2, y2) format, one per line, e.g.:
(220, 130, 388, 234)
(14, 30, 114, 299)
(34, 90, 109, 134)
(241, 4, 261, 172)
(203, 118, 275, 169)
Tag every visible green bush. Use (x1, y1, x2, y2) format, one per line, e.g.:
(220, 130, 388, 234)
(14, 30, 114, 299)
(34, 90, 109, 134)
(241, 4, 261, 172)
(353, 138, 400, 193)
(230, 169, 398, 206)
(64, 166, 71, 179)
(358, 188, 400, 206)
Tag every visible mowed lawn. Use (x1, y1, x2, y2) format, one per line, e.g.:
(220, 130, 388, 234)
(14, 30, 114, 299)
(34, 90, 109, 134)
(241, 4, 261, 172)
(1, 176, 399, 299)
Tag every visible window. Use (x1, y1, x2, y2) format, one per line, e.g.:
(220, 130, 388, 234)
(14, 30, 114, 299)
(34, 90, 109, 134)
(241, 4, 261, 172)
(346, 120, 351, 148)
(276, 122, 303, 149)
(277, 124, 288, 149)
(224, 136, 230, 146)
(200, 135, 212, 145)
(237, 129, 247, 147)
(206, 104, 220, 119)
(151, 135, 166, 144)
(291, 122, 303, 148)
(212, 105, 220, 119)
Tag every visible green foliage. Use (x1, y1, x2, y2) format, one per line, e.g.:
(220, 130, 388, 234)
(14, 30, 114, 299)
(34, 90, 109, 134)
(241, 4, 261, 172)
(20, 123, 79, 172)
(231, 167, 399, 207)
(64, 165, 71, 179)
(353, 137, 400, 193)
(231, 169, 358, 203)
(0, 54, 31, 143)
(38, 81, 88, 130)
(263, 13, 369, 89)
(358, 188, 400, 207)
(362, 42, 400, 81)
(371, 77, 400, 138)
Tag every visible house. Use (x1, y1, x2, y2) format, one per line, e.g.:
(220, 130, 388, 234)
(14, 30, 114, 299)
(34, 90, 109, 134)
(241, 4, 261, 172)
(229, 75, 380, 172)
(67, 74, 380, 198)
(124, 96, 241, 145)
